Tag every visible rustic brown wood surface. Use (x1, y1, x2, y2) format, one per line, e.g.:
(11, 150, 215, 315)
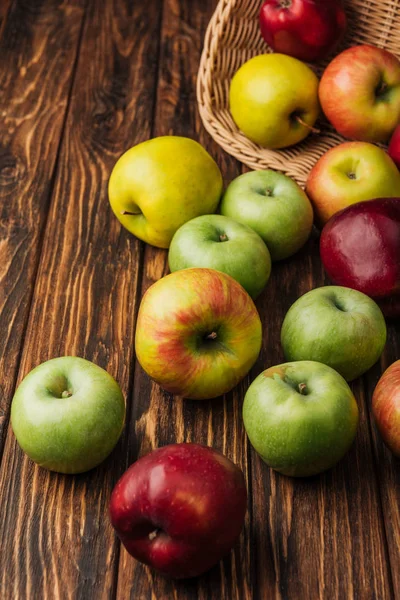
(0, 1, 399, 599)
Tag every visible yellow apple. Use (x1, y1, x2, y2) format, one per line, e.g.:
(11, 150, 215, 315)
(229, 54, 320, 149)
(108, 136, 223, 248)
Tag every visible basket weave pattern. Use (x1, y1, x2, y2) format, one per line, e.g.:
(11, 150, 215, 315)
(197, 0, 400, 186)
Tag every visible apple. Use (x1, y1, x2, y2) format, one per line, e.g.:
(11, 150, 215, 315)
(260, 0, 347, 63)
(220, 170, 314, 260)
(320, 198, 400, 318)
(319, 45, 400, 143)
(109, 443, 247, 578)
(372, 360, 400, 457)
(229, 54, 320, 149)
(306, 142, 400, 225)
(243, 360, 359, 477)
(135, 268, 262, 399)
(11, 357, 125, 474)
(281, 286, 387, 381)
(168, 215, 271, 299)
(388, 125, 400, 170)
(108, 136, 223, 248)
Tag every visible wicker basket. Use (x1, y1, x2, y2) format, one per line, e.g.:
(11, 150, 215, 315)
(197, 0, 400, 186)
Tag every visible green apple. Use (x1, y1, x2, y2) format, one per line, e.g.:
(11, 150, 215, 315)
(11, 357, 126, 474)
(306, 141, 400, 225)
(220, 170, 314, 260)
(229, 54, 320, 149)
(281, 286, 387, 381)
(243, 360, 359, 477)
(108, 136, 223, 248)
(168, 214, 271, 298)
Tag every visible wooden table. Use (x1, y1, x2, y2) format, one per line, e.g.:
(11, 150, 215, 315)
(0, 1, 399, 598)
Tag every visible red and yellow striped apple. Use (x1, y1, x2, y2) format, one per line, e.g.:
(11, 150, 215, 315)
(372, 360, 400, 457)
(135, 268, 262, 399)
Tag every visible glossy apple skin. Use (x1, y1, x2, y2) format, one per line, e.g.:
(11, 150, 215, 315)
(388, 125, 400, 170)
(260, 0, 346, 62)
(306, 142, 400, 225)
(109, 443, 247, 578)
(319, 45, 400, 143)
(135, 268, 262, 399)
(372, 361, 400, 457)
(243, 361, 358, 476)
(320, 198, 400, 317)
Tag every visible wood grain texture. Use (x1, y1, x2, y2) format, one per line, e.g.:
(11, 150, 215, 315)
(251, 236, 394, 600)
(0, 0, 85, 456)
(0, 0, 162, 597)
(114, 1, 255, 598)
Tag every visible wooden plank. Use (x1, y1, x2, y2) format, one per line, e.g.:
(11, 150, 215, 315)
(0, 0, 162, 598)
(251, 239, 394, 599)
(0, 0, 85, 456)
(366, 322, 400, 598)
(115, 1, 255, 599)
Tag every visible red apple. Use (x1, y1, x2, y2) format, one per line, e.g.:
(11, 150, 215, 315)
(319, 45, 400, 143)
(109, 443, 248, 578)
(320, 198, 400, 317)
(388, 125, 400, 170)
(259, 0, 346, 62)
(372, 360, 400, 457)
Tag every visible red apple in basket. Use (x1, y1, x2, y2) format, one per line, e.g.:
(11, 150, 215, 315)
(260, 0, 346, 62)
(388, 125, 400, 170)
(319, 45, 400, 143)
(109, 443, 248, 578)
(320, 198, 400, 317)
(372, 361, 400, 457)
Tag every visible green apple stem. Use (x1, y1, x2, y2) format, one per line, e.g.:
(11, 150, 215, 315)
(295, 115, 320, 135)
(120, 210, 140, 216)
(219, 233, 228, 242)
(298, 383, 307, 395)
(61, 390, 72, 398)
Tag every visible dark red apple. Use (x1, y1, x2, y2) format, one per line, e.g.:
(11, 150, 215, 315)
(320, 198, 400, 317)
(388, 125, 400, 170)
(259, 0, 346, 62)
(109, 443, 247, 579)
(372, 360, 400, 457)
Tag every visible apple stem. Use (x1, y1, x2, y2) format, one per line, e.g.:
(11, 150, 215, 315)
(206, 331, 217, 340)
(219, 233, 228, 242)
(295, 115, 320, 135)
(120, 210, 137, 216)
(148, 529, 159, 541)
(279, 0, 292, 7)
(298, 383, 307, 395)
(61, 390, 72, 398)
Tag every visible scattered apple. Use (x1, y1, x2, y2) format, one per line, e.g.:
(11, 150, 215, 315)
(281, 286, 387, 381)
(320, 198, 400, 317)
(388, 124, 400, 170)
(108, 136, 223, 248)
(372, 360, 400, 457)
(260, 0, 347, 63)
(229, 54, 320, 149)
(11, 357, 126, 474)
(220, 170, 314, 260)
(135, 268, 262, 399)
(109, 443, 247, 578)
(243, 360, 359, 476)
(319, 45, 400, 143)
(306, 142, 400, 225)
(168, 214, 271, 299)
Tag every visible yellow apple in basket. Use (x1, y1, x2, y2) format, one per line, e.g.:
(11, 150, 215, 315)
(229, 54, 320, 149)
(108, 136, 223, 248)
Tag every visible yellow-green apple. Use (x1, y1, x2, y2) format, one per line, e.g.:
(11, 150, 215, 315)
(319, 45, 400, 143)
(220, 170, 313, 260)
(109, 443, 247, 578)
(372, 360, 400, 457)
(229, 54, 320, 149)
(281, 286, 387, 381)
(243, 360, 358, 476)
(135, 268, 262, 399)
(306, 142, 400, 225)
(168, 214, 271, 299)
(388, 125, 400, 169)
(320, 198, 400, 317)
(108, 136, 223, 248)
(11, 357, 125, 474)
